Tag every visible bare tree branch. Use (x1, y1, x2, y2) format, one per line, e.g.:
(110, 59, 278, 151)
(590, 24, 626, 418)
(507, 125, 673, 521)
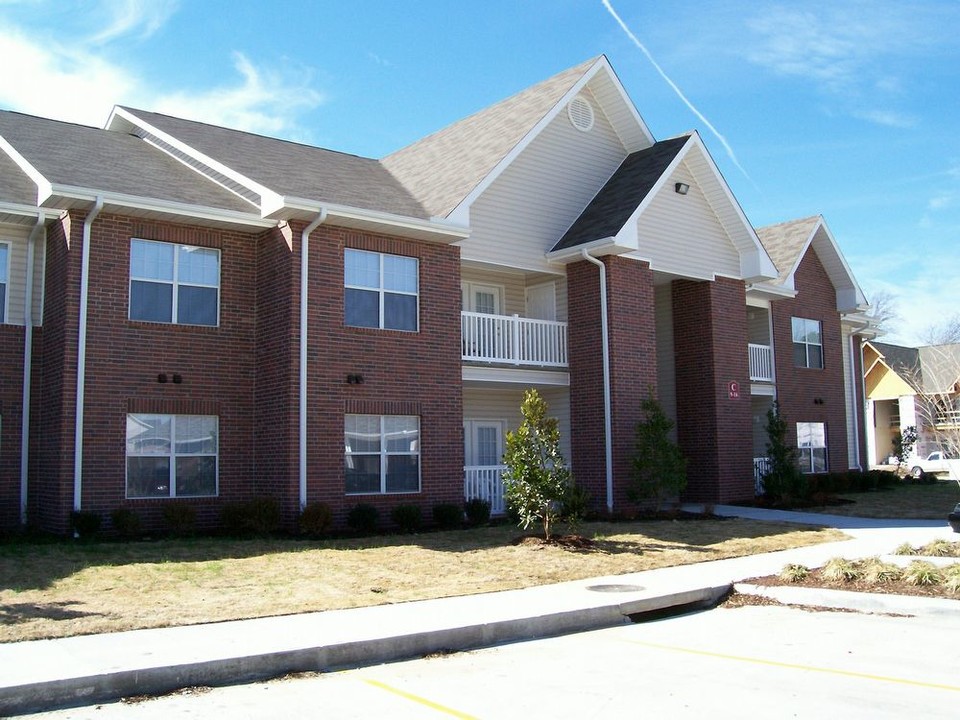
(921, 313, 960, 345)
(865, 288, 900, 339)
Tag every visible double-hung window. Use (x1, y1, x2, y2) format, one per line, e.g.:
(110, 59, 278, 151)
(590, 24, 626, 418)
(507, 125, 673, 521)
(344, 414, 420, 494)
(126, 414, 218, 498)
(797, 422, 827, 473)
(344, 249, 418, 331)
(130, 239, 220, 326)
(0, 241, 8, 322)
(791, 317, 823, 369)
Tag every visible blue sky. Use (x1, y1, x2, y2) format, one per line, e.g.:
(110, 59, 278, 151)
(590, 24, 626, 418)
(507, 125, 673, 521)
(1, 0, 958, 345)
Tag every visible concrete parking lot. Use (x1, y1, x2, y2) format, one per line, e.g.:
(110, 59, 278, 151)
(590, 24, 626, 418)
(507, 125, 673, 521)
(24, 602, 959, 719)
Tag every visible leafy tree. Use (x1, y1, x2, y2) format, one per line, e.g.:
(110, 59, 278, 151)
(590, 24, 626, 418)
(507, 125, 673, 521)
(762, 403, 807, 504)
(502, 389, 571, 540)
(891, 425, 918, 474)
(629, 394, 687, 510)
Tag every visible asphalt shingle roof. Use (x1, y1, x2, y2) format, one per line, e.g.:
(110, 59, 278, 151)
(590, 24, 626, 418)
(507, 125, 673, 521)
(0, 139, 38, 206)
(551, 135, 689, 252)
(755, 216, 820, 286)
(383, 57, 599, 219)
(119, 108, 429, 220)
(0, 111, 253, 213)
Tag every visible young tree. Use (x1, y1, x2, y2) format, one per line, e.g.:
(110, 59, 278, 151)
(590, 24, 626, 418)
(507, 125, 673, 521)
(891, 425, 918, 476)
(502, 389, 571, 540)
(629, 394, 686, 511)
(762, 403, 807, 504)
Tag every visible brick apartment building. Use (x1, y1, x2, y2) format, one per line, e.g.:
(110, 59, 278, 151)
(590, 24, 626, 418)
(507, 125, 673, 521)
(0, 56, 872, 534)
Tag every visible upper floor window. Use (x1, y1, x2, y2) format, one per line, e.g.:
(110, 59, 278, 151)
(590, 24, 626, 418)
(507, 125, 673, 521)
(797, 421, 827, 473)
(130, 239, 219, 326)
(791, 317, 823, 369)
(344, 248, 418, 331)
(0, 242, 8, 322)
(126, 414, 218, 498)
(344, 414, 420, 494)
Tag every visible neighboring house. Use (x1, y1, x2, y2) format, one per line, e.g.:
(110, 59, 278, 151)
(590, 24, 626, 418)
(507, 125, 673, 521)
(0, 56, 874, 534)
(863, 341, 960, 464)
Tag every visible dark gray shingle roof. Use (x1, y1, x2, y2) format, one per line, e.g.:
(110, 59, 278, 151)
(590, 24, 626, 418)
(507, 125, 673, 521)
(551, 135, 689, 252)
(0, 141, 38, 205)
(119, 108, 429, 219)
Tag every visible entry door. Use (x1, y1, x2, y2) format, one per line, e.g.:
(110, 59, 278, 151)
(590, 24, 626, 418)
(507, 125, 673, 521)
(462, 283, 502, 315)
(525, 282, 556, 321)
(464, 420, 505, 466)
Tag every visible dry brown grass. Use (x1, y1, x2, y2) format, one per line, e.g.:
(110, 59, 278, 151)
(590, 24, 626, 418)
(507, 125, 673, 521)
(808, 480, 960, 519)
(0, 518, 845, 643)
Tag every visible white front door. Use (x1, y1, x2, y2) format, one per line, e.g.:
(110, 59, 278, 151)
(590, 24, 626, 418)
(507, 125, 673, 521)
(463, 420, 506, 514)
(462, 283, 502, 315)
(525, 281, 556, 321)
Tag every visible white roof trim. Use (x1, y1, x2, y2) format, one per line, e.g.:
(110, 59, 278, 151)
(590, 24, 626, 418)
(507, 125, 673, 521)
(545, 236, 633, 263)
(0, 133, 51, 203)
(781, 216, 868, 312)
(447, 57, 654, 226)
(280, 197, 470, 240)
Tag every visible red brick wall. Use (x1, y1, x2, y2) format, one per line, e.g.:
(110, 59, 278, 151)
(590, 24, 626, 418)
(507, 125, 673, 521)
(771, 248, 849, 473)
(303, 225, 463, 527)
(672, 277, 753, 503)
(0, 325, 25, 529)
(567, 256, 657, 513)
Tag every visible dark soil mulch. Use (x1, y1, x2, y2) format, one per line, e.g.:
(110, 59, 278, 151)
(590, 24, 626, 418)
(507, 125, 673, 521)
(511, 534, 594, 549)
(742, 568, 959, 600)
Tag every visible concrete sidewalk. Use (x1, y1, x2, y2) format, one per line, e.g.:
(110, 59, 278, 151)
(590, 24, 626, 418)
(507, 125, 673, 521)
(1, 507, 956, 717)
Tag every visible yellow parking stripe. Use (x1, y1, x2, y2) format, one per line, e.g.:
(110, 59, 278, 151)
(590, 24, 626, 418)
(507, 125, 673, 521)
(363, 678, 479, 719)
(625, 639, 960, 692)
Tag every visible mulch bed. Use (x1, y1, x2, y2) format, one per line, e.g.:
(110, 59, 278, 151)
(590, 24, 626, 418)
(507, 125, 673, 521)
(740, 568, 958, 600)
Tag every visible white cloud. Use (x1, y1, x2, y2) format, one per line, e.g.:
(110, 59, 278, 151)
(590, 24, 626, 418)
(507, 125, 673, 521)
(88, 0, 179, 45)
(852, 109, 917, 129)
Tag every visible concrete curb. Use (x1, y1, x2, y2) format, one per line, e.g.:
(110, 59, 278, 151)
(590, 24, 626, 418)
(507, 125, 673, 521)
(0, 585, 730, 716)
(734, 582, 960, 617)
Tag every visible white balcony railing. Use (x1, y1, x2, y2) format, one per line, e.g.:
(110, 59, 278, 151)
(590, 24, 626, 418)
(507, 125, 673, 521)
(461, 312, 568, 367)
(464, 465, 507, 516)
(748, 343, 774, 382)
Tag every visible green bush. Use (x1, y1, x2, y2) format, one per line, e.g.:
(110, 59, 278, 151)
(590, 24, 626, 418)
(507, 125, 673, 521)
(110, 507, 142, 540)
(162, 502, 196, 538)
(561, 483, 591, 530)
(391, 504, 423, 533)
(69, 510, 101, 539)
(629, 394, 687, 510)
(464, 497, 491, 527)
(299, 501, 334, 537)
(221, 497, 281, 537)
(347, 503, 379, 535)
(761, 404, 807, 504)
(432, 503, 463, 530)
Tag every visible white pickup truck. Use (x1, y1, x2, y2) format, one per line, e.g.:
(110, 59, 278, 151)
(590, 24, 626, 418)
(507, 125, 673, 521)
(910, 452, 952, 478)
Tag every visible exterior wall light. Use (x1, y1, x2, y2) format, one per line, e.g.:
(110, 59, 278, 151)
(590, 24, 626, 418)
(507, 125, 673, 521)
(674, 182, 690, 195)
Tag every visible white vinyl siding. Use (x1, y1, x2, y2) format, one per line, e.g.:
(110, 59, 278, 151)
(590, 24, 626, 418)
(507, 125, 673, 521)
(462, 387, 571, 463)
(461, 268, 568, 322)
(461, 87, 628, 273)
(0, 227, 44, 326)
(631, 163, 741, 280)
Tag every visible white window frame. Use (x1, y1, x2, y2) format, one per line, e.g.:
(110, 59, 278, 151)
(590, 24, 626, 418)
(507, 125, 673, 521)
(129, 238, 221, 326)
(344, 248, 419, 331)
(345, 414, 421, 495)
(0, 240, 9, 324)
(125, 414, 219, 499)
(797, 421, 827, 474)
(791, 317, 823, 369)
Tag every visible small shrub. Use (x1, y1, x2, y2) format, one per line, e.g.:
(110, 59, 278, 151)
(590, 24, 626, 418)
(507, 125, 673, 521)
(432, 503, 463, 530)
(893, 542, 916, 556)
(562, 483, 591, 531)
(221, 497, 281, 537)
(778, 563, 809, 582)
(919, 539, 955, 557)
(162, 502, 196, 537)
(903, 560, 944, 586)
(821, 557, 862, 583)
(69, 510, 101, 539)
(464, 497, 491, 527)
(347, 503, 379, 535)
(861, 557, 902, 584)
(299, 502, 334, 537)
(391, 504, 423, 533)
(943, 564, 960, 595)
(110, 507, 142, 540)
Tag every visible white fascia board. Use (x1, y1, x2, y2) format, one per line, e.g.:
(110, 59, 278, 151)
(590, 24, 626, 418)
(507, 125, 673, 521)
(745, 281, 797, 301)
(685, 133, 777, 280)
(110, 107, 283, 212)
(0, 134, 52, 203)
(545, 236, 632, 264)
(280, 197, 470, 241)
(448, 58, 652, 226)
(597, 55, 656, 148)
(48, 185, 274, 228)
(814, 219, 868, 309)
(462, 365, 570, 387)
(0, 201, 48, 218)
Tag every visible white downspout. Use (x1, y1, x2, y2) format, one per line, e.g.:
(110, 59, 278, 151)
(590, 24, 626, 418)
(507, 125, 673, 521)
(299, 209, 327, 509)
(73, 198, 103, 512)
(849, 334, 862, 470)
(20, 214, 44, 525)
(581, 250, 613, 513)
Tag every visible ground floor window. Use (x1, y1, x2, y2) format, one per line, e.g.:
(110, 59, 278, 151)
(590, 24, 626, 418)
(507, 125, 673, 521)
(345, 414, 420, 494)
(797, 421, 827, 473)
(126, 414, 218, 498)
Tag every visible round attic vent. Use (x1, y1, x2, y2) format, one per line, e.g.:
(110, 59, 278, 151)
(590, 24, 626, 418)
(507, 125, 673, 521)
(567, 96, 595, 132)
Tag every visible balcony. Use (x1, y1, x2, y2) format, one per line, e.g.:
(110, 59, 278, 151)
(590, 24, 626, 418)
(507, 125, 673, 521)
(461, 312, 568, 368)
(748, 343, 774, 382)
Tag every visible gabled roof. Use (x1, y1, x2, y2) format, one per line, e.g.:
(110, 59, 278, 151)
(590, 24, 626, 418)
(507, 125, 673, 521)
(109, 107, 429, 220)
(0, 110, 252, 214)
(870, 341, 921, 383)
(551, 136, 689, 252)
(756, 215, 867, 312)
(868, 341, 960, 395)
(383, 56, 654, 221)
